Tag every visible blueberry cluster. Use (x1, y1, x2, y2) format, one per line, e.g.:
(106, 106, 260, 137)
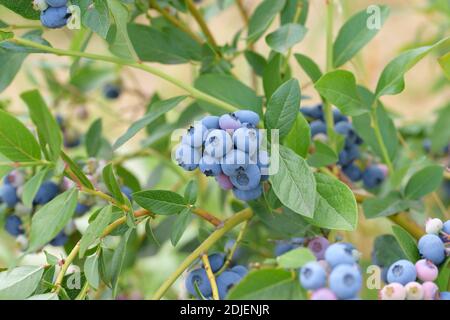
(176, 110, 268, 202)
(56, 115, 81, 149)
(185, 253, 248, 299)
(299, 242, 362, 300)
(301, 104, 388, 189)
(33, 0, 71, 29)
(0, 170, 73, 247)
(379, 259, 449, 300)
(419, 218, 449, 265)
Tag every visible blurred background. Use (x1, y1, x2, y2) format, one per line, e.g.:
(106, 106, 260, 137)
(0, 0, 448, 299)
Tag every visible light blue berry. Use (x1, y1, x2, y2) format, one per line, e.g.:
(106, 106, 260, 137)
(232, 185, 262, 202)
(329, 264, 362, 299)
(204, 129, 233, 158)
(230, 165, 261, 191)
(182, 123, 208, 148)
(199, 155, 222, 176)
(221, 150, 249, 176)
(299, 261, 327, 290)
(233, 110, 259, 126)
(175, 144, 201, 171)
(386, 260, 417, 285)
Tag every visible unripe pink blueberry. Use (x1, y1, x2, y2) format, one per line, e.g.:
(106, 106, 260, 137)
(405, 282, 424, 300)
(377, 164, 389, 178)
(422, 281, 439, 300)
(415, 259, 438, 282)
(311, 288, 337, 300)
(307, 236, 329, 260)
(379, 283, 406, 300)
(215, 173, 233, 190)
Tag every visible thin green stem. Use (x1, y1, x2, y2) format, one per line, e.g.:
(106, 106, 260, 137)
(9, 38, 237, 113)
(216, 220, 248, 275)
(0, 160, 51, 167)
(53, 242, 80, 294)
(370, 109, 394, 172)
(185, 0, 219, 51)
(152, 208, 253, 300)
(324, 0, 336, 148)
(75, 281, 90, 300)
(201, 254, 219, 300)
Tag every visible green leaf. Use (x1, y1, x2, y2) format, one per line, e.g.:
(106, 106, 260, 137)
(266, 23, 307, 54)
(21, 168, 49, 208)
(404, 165, 444, 199)
(0, 30, 13, 42)
(116, 165, 141, 193)
(27, 293, 58, 300)
(85, 118, 102, 157)
(277, 247, 316, 269)
(269, 145, 316, 217)
(281, 0, 309, 26)
(431, 104, 450, 153)
(133, 190, 187, 215)
(294, 53, 322, 83)
(0, 47, 27, 93)
(110, 228, 133, 297)
(263, 53, 286, 100)
(72, 0, 111, 39)
(392, 225, 420, 262)
(284, 113, 310, 158)
(436, 258, 450, 291)
(128, 24, 202, 64)
(438, 52, 450, 79)
(170, 207, 192, 246)
(113, 96, 187, 150)
(315, 70, 368, 116)
(0, 109, 41, 162)
(61, 151, 95, 190)
(227, 268, 304, 300)
(21, 90, 62, 161)
(102, 164, 125, 205)
(28, 189, 78, 252)
(375, 37, 450, 97)
(363, 191, 412, 219)
(333, 6, 390, 68)
(107, 0, 138, 60)
(184, 180, 198, 205)
(308, 173, 358, 231)
(244, 50, 267, 77)
(194, 74, 262, 116)
(307, 141, 338, 168)
(247, 0, 287, 44)
(84, 254, 100, 290)
(265, 79, 301, 138)
(373, 235, 407, 267)
(0, 0, 40, 19)
(79, 206, 113, 258)
(0, 266, 44, 300)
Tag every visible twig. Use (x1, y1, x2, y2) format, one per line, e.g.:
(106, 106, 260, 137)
(201, 254, 219, 300)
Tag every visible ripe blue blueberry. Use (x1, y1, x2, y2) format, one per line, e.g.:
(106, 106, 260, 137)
(333, 109, 348, 123)
(40, 6, 70, 29)
(342, 163, 362, 182)
(338, 144, 359, 166)
(3, 170, 25, 188)
(103, 83, 121, 99)
(185, 268, 212, 298)
(121, 186, 133, 201)
(4, 215, 24, 236)
(324, 243, 357, 268)
(221, 150, 249, 176)
(205, 253, 225, 272)
(299, 261, 327, 290)
(418, 234, 446, 265)
(182, 123, 208, 148)
(440, 292, 450, 300)
(229, 165, 261, 191)
(33, 0, 48, 11)
(253, 150, 269, 179)
(50, 231, 68, 246)
(442, 220, 450, 234)
(232, 185, 262, 201)
(233, 127, 260, 156)
(329, 264, 362, 299)
(199, 155, 222, 176)
(175, 144, 201, 171)
(233, 110, 260, 126)
(201, 116, 220, 129)
(216, 271, 242, 299)
(46, 0, 68, 7)
(204, 129, 232, 158)
(310, 120, 327, 137)
(386, 260, 417, 285)
(75, 203, 91, 216)
(0, 184, 19, 208)
(274, 242, 295, 257)
(300, 104, 323, 120)
(219, 113, 241, 130)
(231, 265, 248, 277)
(33, 181, 60, 205)
(362, 165, 386, 189)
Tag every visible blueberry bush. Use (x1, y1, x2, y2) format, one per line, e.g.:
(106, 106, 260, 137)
(0, 0, 448, 300)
